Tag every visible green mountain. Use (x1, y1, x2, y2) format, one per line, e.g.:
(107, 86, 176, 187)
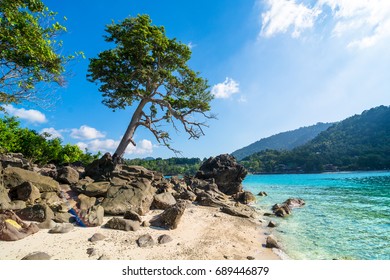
(231, 122, 333, 160)
(241, 105, 390, 173)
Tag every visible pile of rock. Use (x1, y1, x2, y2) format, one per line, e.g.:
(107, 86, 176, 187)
(1, 153, 257, 242)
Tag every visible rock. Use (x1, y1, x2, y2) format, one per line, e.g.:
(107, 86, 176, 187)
(175, 190, 197, 202)
(141, 220, 150, 227)
(152, 192, 176, 210)
(40, 192, 62, 207)
(234, 191, 256, 204)
(4, 167, 59, 193)
(158, 234, 173, 244)
(0, 153, 31, 169)
(150, 201, 186, 230)
(89, 233, 106, 242)
(83, 182, 110, 197)
(98, 254, 111, 260)
(195, 154, 247, 195)
(57, 166, 79, 185)
(53, 212, 74, 223)
(258, 191, 268, 196)
(14, 182, 40, 204)
(220, 206, 251, 218)
(37, 219, 56, 229)
(78, 194, 96, 211)
(284, 198, 305, 208)
(79, 205, 104, 227)
(268, 221, 277, 228)
(137, 234, 154, 247)
(123, 210, 142, 222)
(266, 235, 281, 249)
(0, 181, 12, 210)
(21, 252, 51, 260)
(272, 198, 305, 217)
(196, 191, 229, 208)
(87, 247, 100, 257)
(84, 153, 115, 181)
(105, 217, 140, 231)
(48, 223, 74, 234)
(111, 165, 156, 182)
(16, 204, 54, 222)
(38, 164, 58, 179)
(247, 256, 255, 260)
(101, 178, 155, 215)
(0, 210, 40, 241)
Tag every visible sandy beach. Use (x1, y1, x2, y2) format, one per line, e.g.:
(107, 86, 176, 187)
(0, 203, 280, 260)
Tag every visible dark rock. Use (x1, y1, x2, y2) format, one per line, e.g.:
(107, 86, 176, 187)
(174, 190, 197, 201)
(268, 221, 277, 228)
(123, 210, 142, 222)
(101, 178, 155, 215)
(263, 213, 273, 217)
(265, 235, 281, 249)
(195, 154, 247, 195)
(4, 167, 59, 192)
(83, 182, 110, 197)
(150, 201, 186, 230)
(57, 166, 79, 185)
(89, 233, 106, 242)
(0, 153, 31, 169)
(234, 191, 256, 204)
(152, 192, 176, 210)
(247, 256, 255, 260)
(16, 204, 54, 222)
(86, 247, 100, 257)
(137, 234, 154, 247)
(220, 206, 251, 218)
(272, 198, 305, 217)
(158, 234, 173, 244)
(14, 182, 40, 204)
(21, 252, 51, 260)
(284, 198, 305, 208)
(48, 223, 74, 234)
(105, 217, 140, 231)
(258, 191, 268, 196)
(38, 164, 58, 179)
(84, 153, 115, 181)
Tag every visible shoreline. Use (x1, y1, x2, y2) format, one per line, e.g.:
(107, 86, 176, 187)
(0, 203, 281, 260)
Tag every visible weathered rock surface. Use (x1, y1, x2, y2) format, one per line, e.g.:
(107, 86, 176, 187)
(123, 210, 142, 222)
(150, 201, 186, 230)
(272, 198, 305, 217)
(195, 154, 247, 195)
(57, 166, 79, 185)
(137, 234, 155, 247)
(4, 167, 59, 192)
(152, 192, 176, 210)
(158, 234, 173, 244)
(84, 153, 115, 181)
(265, 235, 281, 249)
(0, 210, 39, 241)
(83, 182, 110, 197)
(234, 191, 256, 204)
(40, 192, 62, 207)
(0, 153, 31, 169)
(220, 206, 251, 218)
(16, 204, 54, 222)
(78, 194, 96, 211)
(14, 182, 40, 204)
(268, 221, 277, 228)
(105, 217, 140, 231)
(258, 191, 268, 196)
(21, 252, 51, 260)
(79, 205, 104, 227)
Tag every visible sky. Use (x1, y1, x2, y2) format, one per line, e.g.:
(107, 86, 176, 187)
(2, 0, 390, 159)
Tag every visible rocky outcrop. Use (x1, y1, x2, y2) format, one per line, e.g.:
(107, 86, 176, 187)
(0, 153, 31, 169)
(79, 205, 104, 227)
(150, 201, 187, 230)
(195, 154, 247, 195)
(84, 153, 115, 181)
(272, 198, 305, 217)
(265, 235, 281, 249)
(152, 192, 176, 210)
(57, 166, 79, 185)
(105, 217, 140, 231)
(137, 234, 155, 247)
(16, 204, 54, 222)
(233, 191, 256, 204)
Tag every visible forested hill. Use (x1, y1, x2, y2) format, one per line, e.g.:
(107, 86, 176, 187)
(241, 105, 390, 173)
(231, 122, 333, 160)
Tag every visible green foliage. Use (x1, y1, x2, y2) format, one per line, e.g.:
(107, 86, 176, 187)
(241, 106, 390, 173)
(0, 0, 79, 108)
(0, 116, 100, 165)
(125, 157, 202, 176)
(88, 14, 213, 156)
(232, 122, 333, 160)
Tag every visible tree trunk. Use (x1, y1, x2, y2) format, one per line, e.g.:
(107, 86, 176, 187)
(113, 99, 148, 161)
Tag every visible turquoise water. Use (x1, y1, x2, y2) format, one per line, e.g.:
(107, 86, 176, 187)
(243, 172, 390, 260)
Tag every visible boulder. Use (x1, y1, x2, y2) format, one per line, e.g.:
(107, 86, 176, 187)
(258, 191, 268, 196)
(152, 192, 176, 210)
(16, 204, 54, 222)
(89, 233, 106, 242)
(14, 182, 40, 204)
(111, 164, 156, 182)
(4, 167, 59, 193)
(158, 234, 173, 244)
(57, 166, 79, 185)
(79, 205, 104, 227)
(220, 206, 251, 219)
(265, 235, 281, 249)
(150, 201, 186, 230)
(0, 210, 39, 241)
(0, 182, 12, 210)
(83, 182, 110, 197)
(234, 191, 256, 205)
(0, 153, 31, 169)
(268, 221, 277, 228)
(272, 198, 305, 217)
(78, 194, 96, 211)
(137, 234, 155, 248)
(284, 198, 305, 208)
(40, 192, 62, 207)
(37, 164, 58, 179)
(195, 154, 247, 195)
(84, 153, 115, 181)
(21, 252, 51, 260)
(123, 210, 142, 222)
(101, 178, 155, 215)
(105, 217, 140, 231)
(53, 212, 74, 223)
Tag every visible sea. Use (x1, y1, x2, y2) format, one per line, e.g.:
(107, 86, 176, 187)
(243, 171, 390, 260)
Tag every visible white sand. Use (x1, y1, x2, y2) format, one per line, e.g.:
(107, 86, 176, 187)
(0, 204, 280, 260)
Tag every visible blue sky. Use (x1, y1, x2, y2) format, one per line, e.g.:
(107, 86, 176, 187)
(3, 0, 390, 159)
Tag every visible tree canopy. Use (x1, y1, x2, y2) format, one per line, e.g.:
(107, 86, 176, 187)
(88, 14, 214, 159)
(0, 0, 75, 109)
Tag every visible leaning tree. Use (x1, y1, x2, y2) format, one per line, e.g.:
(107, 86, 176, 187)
(0, 0, 75, 110)
(87, 14, 214, 160)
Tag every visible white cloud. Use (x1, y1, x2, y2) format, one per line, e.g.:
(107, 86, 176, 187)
(211, 77, 240, 99)
(70, 125, 105, 140)
(261, 0, 321, 38)
(260, 0, 390, 48)
(188, 42, 197, 49)
(40, 127, 64, 139)
(77, 138, 153, 156)
(3, 104, 47, 123)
